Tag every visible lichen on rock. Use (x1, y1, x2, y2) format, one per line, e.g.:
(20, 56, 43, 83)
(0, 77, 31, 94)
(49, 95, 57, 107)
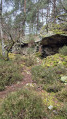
(40, 22, 67, 38)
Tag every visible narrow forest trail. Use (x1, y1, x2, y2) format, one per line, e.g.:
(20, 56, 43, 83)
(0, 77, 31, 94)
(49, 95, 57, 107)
(0, 66, 32, 99)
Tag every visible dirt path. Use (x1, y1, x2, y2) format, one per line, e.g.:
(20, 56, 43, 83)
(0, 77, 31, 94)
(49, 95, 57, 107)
(0, 57, 42, 99)
(0, 66, 32, 99)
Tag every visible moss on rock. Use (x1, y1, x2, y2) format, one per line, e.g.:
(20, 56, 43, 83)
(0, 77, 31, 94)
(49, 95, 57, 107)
(40, 23, 67, 38)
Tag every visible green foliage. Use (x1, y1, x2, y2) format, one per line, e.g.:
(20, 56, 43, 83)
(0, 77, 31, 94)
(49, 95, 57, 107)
(31, 53, 67, 95)
(54, 103, 67, 119)
(40, 23, 67, 38)
(0, 88, 46, 119)
(60, 103, 67, 118)
(50, 23, 67, 34)
(27, 47, 34, 55)
(31, 65, 43, 83)
(0, 56, 23, 91)
(42, 54, 67, 67)
(46, 82, 64, 93)
(53, 116, 66, 119)
(56, 87, 67, 102)
(24, 55, 37, 67)
(31, 64, 66, 84)
(8, 53, 16, 59)
(59, 46, 67, 56)
(35, 52, 41, 57)
(29, 34, 35, 43)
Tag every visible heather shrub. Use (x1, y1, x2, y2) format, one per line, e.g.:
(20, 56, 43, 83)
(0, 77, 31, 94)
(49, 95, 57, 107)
(59, 46, 67, 56)
(0, 88, 46, 119)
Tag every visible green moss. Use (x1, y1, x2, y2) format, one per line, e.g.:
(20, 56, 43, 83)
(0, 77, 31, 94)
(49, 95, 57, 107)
(40, 23, 67, 38)
(8, 53, 16, 59)
(42, 91, 62, 109)
(52, 116, 65, 119)
(59, 46, 67, 56)
(51, 23, 65, 34)
(35, 52, 41, 57)
(42, 54, 67, 68)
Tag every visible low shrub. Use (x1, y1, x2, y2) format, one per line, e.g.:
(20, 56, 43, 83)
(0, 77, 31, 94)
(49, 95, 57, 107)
(31, 64, 66, 85)
(25, 55, 37, 67)
(0, 59, 23, 91)
(31, 65, 43, 83)
(59, 46, 67, 56)
(0, 88, 46, 119)
(35, 52, 41, 57)
(60, 103, 67, 118)
(54, 103, 67, 119)
(56, 87, 67, 102)
(46, 82, 64, 93)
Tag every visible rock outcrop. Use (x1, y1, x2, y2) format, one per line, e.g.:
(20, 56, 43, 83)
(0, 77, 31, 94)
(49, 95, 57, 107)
(40, 23, 67, 57)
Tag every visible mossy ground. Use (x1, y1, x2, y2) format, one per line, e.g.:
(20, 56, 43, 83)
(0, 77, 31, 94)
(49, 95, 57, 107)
(0, 43, 67, 119)
(31, 53, 67, 118)
(42, 53, 67, 67)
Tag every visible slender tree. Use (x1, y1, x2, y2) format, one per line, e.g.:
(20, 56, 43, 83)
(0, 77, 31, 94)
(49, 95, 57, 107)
(53, 0, 56, 23)
(0, 0, 5, 57)
(46, 0, 50, 32)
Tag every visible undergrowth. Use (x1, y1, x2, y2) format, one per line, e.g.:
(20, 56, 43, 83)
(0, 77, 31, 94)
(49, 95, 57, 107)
(0, 55, 23, 91)
(59, 46, 67, 56)
(0, 88, 46, 119)
(31, 54, 67, 93)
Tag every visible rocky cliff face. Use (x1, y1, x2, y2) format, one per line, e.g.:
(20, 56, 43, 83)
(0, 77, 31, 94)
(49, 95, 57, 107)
(40, 23, 67, 57)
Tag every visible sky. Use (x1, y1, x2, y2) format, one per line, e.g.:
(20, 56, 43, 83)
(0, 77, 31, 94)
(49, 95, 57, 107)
(3, 0, 13, 13)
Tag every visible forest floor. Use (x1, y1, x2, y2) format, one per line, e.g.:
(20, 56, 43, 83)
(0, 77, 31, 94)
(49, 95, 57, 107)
(0, 52, 67, 119)
(0, 65, 32, 99)
(0, 56, 42, 99)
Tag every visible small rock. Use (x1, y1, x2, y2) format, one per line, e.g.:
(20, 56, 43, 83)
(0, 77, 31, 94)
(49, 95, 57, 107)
(17, 81, 20, 84)
(37, 58, 40, 62)
(48, 105, 53, 110)
(53, 110, 58, 115)
(60, 76, 67, 83)
(26, 83, 34, 87)
(27, 71, 30, 74)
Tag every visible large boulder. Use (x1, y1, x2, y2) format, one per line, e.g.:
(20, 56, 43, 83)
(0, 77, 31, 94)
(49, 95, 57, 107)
(40, 23, 67, 56)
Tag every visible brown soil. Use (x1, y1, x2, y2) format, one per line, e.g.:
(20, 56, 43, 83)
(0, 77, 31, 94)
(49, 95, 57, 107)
(0, 66, 32, 99)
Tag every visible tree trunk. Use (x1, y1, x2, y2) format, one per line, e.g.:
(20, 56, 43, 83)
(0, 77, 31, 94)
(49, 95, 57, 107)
(46, 0, 50, 33)
(0, 0, 5, 57)
(42, 9, 43, 25)
(22, 0, 26, 36)
(53, 0, 56, 23)
(24, 0, 26, 13)
(37, 10, 39, 31)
